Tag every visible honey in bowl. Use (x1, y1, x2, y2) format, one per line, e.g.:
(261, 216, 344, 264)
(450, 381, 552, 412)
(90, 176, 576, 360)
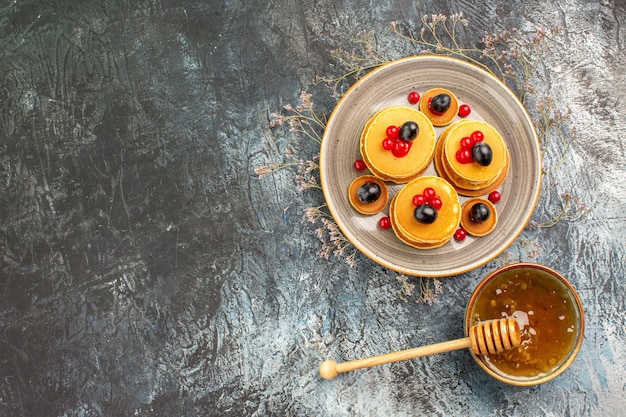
(466, 263, 584, 385)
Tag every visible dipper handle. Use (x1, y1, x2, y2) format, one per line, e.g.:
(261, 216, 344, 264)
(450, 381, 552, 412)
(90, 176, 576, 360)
(319, 318, 520, 380)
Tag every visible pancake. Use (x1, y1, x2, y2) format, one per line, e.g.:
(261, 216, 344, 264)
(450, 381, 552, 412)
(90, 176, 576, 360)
(390, 176, 461, 245)
(443, 120, 508, 185)
(360, 106, 436, 183)
(389, 195, 449, 249)
(435, 132, 511, 195)
(419, 88, 460, 127)
(460, 198, 498, 236)
(348, 175, 388, 215)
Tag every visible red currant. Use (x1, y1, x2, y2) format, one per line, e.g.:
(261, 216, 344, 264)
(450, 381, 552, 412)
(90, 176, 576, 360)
(488, 190, 502, 203)
(455, 148, 473, 164)
(423, 187, 436, 200)
(392, 140, 411, 157)
(407, 91, 420, 104)
(386, 125, 399, 139)
(379, 216, 391, 229)
(458, 104, 471, 117)
(454, 228, 467, 242)
(353, 159, 366, 171)
(470, 130, 484, 144)
(429, 196, 443, 211)
(412, 194, 426, 206)
(382, 137, 394, 150)
(460, 136, 473, 150)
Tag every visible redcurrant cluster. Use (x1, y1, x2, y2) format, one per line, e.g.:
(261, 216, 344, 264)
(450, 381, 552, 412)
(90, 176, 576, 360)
(382, 125, 409, 157)
(455, 130, 485, 164)
(382, 121, 418, 158)
(412, 187, 442, 209)
(412, 187, 442, 224)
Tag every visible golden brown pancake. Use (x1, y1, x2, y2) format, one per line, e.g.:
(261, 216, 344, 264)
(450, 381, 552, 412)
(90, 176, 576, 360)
(419, 88, 460, 127)
(460, 198, 498, 236)
(360, 106, 436, 183)
(348, 175, 388, 215)
(390, 176, 461, 245)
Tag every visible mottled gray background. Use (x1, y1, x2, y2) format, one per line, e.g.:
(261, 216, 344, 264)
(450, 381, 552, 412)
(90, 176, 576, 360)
(1, 0, 624, 416)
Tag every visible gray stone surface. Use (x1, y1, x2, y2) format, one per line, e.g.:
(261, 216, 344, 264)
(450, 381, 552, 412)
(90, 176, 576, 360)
(0, 0, 624, 416)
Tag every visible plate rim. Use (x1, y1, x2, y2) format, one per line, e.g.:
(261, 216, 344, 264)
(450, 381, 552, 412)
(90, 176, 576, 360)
(319, 55, 542, 277)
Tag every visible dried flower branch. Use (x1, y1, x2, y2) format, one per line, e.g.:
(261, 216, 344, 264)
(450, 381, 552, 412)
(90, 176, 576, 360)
(315, 30, 390, 97)
(527, 95, 591, 230)
(535, 95, 576, 175)
(305, 210, 358, 268)
(389, 13, 560, 102)
(266, 91, 326, 144)
(397, 275, 443, 305)
(529, 190, 592, 230)
(264, 90, 361, 267)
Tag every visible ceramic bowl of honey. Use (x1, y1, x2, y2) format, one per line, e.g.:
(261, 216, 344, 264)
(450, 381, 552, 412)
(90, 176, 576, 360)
(465, 263, 585, 386)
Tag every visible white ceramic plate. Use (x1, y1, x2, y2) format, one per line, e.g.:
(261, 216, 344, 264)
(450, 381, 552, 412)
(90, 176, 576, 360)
(319, 56, 541, 277)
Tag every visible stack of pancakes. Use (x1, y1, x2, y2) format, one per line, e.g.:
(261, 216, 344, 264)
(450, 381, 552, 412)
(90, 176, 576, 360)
(434, 120, 509, 196)
(389, 176, 461, 249)
(360, 106, 436, 184)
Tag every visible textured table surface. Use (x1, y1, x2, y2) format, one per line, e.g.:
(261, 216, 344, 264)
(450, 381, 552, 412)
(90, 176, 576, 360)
(1, 1, 625, 416)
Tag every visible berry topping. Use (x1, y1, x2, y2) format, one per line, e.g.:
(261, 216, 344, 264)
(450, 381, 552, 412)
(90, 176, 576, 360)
(382, 137, 394, 150)
(469, 202, 491, 223)
(412, 188, 443, 211)
(414, 203, 438, 224)
(386, 125, 399, 139)
(460, 136, 473, 150)
(422, 187, 436, 200)
(429, 196, 443, 211)
(488, 190, 502, 203)
(455, 130, 492, 165)
(429, 93, 452, 114)
(353, 159, 366, 171)
(454, 228, 467, 242)
(412, 194, 427, 206)
(456, 148, 473, 164)
(399, 121, 419, 142)
(408, 91, 421, 104)
(381, 123, 417, 158)
(472, 142, 493, 166)
(357, 182, 382, 204)
(412, 187, 443, 224)
(470, 130, 484, 144)
(458, 104, 471, 117)
(379, 216, 391, 229)
(392, 139, 411, 157)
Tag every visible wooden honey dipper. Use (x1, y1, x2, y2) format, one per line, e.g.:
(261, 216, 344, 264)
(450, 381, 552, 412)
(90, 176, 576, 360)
(319, 318, 521, 380)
